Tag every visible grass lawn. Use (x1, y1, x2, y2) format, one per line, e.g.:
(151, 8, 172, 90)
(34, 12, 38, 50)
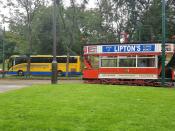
(0, 84, 175, 131)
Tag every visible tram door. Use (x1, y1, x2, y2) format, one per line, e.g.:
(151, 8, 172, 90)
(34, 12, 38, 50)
(86, 55, 99, 78)
(165, 54, 175, 79)
(90, 55, 99, 69)
(158, 53, 174, 79)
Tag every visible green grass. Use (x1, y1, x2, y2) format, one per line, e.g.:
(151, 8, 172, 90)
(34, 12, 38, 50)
(0, 84, 175, 131)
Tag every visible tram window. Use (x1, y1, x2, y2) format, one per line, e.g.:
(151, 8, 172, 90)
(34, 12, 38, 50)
(119, 58, 136, 67)
(101, 59, 117, 67)
(137, 57, 155, 67)
(88, 56, 99, 68)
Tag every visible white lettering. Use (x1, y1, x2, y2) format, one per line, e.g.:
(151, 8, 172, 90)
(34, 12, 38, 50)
(136, 45, 141, 51)
(127, 46, 131, 52)
(131, 46, 135, 52)
(120, 46, 124, 51)
(102, 44, 156, 53)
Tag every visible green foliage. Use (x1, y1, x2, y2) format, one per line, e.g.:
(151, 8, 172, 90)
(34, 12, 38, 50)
(31, 6, 53, 55)
(31, 5, 109, 55)
(79, 9, 115, 43)
(131, 0, 175, 42)
(1, 84, 175, 130)
(0, 31, 27, 62)
(2, 0, 175, 57)
(31, 6, 82, 55)
(5, 32, 27, 55)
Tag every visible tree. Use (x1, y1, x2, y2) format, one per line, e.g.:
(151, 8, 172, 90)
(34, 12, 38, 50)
(137, 0, 175, 42)
(6, 0, 48, 77)
(3, 0, 174, 62)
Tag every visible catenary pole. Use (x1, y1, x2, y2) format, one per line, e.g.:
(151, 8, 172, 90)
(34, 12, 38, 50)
(161, 0, 166, 86)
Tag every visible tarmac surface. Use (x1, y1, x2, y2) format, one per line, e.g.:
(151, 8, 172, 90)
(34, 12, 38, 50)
(0, 79, 83, 93)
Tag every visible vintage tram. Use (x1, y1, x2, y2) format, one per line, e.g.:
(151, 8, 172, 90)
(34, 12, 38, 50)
(83, 43, 175, 86)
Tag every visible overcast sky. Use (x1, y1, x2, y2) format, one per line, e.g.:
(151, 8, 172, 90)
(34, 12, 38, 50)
(63, 0, 96, 8)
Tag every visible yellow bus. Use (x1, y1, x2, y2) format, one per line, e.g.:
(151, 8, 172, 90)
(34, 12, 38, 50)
(7, 55, 81, 76)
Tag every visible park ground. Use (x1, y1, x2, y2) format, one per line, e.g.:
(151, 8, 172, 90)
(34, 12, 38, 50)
(0, 80, 175, 130)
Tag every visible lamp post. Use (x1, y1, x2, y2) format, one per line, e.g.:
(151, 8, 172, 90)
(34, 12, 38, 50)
(51, 0, 58, 84)
(161, 0, 166, 86)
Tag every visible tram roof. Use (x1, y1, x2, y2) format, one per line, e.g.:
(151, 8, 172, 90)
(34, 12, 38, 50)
(85, 41, 174, 46)
(83, 42, 175, 54)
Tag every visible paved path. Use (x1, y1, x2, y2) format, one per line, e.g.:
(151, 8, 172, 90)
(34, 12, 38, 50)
(0, 85, 29, 93)
(0, 79, 83, 93)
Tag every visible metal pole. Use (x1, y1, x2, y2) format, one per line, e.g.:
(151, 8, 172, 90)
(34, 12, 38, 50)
(2, 27, 5, 78)
(51, 0, 58, 84)
(161, 0, 166, 86)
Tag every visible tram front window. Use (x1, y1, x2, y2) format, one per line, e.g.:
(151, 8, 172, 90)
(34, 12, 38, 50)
(137, 56, 156, 67)
(101, 59, 117, 67)
(119, 56, 136, 67)
(100, 55, 157, 68)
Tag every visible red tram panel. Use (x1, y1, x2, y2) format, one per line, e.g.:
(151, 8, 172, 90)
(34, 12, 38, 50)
(83, 43, 175, 86)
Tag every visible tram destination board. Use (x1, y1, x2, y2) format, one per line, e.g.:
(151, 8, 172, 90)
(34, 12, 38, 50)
(102, 44, 155, 53)
(84, 43, 174, 54)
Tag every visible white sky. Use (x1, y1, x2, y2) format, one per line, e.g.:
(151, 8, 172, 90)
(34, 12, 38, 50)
(63, 0, 97, 8)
